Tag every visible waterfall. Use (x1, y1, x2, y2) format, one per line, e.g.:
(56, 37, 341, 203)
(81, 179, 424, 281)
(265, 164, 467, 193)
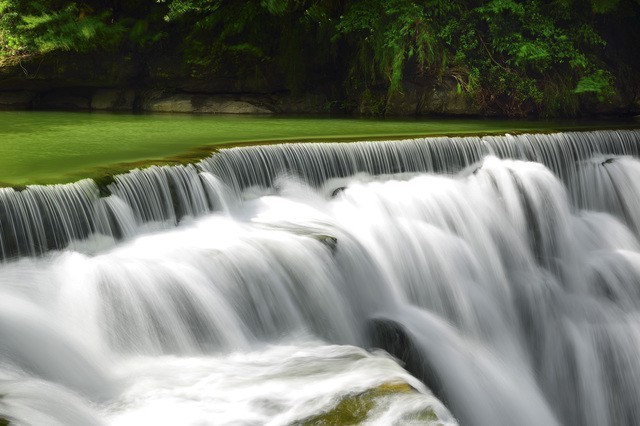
(2, 129, 640, 425)
(1, 129, 639, 260)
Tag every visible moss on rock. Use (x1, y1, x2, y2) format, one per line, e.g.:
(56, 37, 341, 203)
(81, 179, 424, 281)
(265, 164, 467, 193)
(299, 382, 439, 425)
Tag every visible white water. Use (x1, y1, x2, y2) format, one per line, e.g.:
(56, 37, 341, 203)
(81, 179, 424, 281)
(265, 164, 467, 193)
(2, 130, 640, 425)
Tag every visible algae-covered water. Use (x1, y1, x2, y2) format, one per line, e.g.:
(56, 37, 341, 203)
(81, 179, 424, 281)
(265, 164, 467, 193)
(0, 111, 637, 185)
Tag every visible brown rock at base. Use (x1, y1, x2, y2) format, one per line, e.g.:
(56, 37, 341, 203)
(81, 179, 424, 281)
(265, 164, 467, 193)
(141, 92, 274, 114)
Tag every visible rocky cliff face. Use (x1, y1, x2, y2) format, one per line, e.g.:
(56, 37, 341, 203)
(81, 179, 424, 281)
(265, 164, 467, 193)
(0, 86, 487, 116)
(0, 54, 636, 117)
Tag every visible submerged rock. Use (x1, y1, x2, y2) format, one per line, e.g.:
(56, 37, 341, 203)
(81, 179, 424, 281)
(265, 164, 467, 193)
(367, 318, 445, 407)
(330, 187, 346, 198)
(0, 393, 10, 425)
(93, 174, 116, 197)
(298, 382, 441, 425)
(312, 234, 338, 254)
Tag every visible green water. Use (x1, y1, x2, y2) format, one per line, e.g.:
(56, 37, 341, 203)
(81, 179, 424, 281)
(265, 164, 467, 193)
(0, 111, 637, 186)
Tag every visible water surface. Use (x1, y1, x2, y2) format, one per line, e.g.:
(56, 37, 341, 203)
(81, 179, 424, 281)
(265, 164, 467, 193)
(3, 130, 640, 425)
(1, 111, 636, 185)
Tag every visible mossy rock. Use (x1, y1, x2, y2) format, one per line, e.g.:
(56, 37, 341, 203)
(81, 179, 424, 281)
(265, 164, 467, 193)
(0, 392, 8, 425)
(93, 174, 116, 197)
(312, 234, 338, 254)
(299, 382, 438, 425)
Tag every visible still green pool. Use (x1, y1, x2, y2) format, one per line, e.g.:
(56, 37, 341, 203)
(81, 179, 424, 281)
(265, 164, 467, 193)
(0, 111, 637, 186)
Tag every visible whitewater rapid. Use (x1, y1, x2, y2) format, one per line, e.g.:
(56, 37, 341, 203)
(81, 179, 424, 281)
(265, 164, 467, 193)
(3, 130, 640, 425)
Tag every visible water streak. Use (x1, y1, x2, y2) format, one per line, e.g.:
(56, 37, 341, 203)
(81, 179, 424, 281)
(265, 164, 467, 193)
(2, 129, 640, 425)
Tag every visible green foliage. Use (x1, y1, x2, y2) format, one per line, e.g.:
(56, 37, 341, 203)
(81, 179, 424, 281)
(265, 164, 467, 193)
(436, 0, 620, 115)
(573, 69, 614, 101)
(359, 88, 388, 116)
(128, 19, 163, 47)
(336, 0, 440, 95)
(166, 1, 264, 72)
(590, 0, 621, 13)
(165, 0, 340, 92)
(0, 0, 160, 57)
(0, 0, 637, 116)
(19, 4, 124, 53)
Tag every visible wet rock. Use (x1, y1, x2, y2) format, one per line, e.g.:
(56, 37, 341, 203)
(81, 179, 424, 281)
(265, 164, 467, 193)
(93, 174, 115, 197)
(331, 187, 346, 198)
(141, 92, 274, 114)
(197, 98, 272, 114)
(91, 89, 135, 111)
(367, 318, 446, 405)
(313, 234, 338, 254)
(298, 382, 441, 425)
(0, 91, 35, 110)
(31, 90, 91, 110)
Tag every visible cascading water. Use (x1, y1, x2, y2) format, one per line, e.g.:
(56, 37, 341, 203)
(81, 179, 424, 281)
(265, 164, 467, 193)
(2, 129, 640, 425)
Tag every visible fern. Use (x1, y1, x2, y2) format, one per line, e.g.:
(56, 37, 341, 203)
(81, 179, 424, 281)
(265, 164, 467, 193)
(21, 4, 123, 53)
